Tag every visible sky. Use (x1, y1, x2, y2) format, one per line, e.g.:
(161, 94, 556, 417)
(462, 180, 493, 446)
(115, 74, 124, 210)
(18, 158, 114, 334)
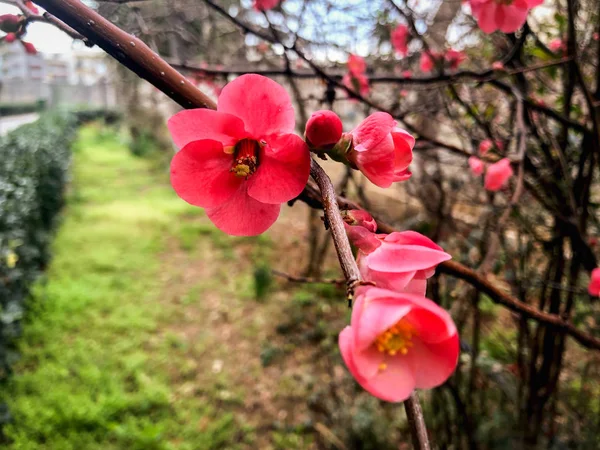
(0, 4, 76, 53)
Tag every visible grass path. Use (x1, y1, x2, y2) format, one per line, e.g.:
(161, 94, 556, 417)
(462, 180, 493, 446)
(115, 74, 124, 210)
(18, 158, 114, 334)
(2, 124, 354, 450)
(3, 125, 256, 449)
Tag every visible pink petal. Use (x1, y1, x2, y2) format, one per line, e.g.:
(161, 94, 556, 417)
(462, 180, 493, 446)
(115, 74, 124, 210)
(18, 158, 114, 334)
(246, 133, 310, 204)
(352, 291, 413, 351)
(205, 185, 281, 236)
(391, 128, 414, 173)
(588, 268, 600, 296)
(411, 337, 459, 389)
(351, 112, 396, 152)
(404, 299, 458, 344)
(367, 353, 417, 402)
(347, 228, 382, 254)
(350, 134, 396, 188)
(360, 266, 418, 292)
(353, 344, 387, 379)
(404, 278, 428, 296)
(170, 140, 242, 208)
(469, 156, 484, 176)
(383, 231, 443, 250)
(477, 2, 499, 33)
(365, 243, 451, 273)
(218, 74, 295, 138)
(167, 109, 247, 149)
(484, 158, 513, 191)
(498, 4, 528, 33)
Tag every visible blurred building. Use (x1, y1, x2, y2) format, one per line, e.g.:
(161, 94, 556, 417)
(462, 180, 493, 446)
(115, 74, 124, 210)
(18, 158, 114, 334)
(0, 43, 116, 108)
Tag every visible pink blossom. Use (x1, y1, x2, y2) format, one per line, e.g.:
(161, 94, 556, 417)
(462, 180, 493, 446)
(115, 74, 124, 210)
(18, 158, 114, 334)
(4, 32, 16, 43)
(479, 139, 493, 155)
(484, 158, 513, 191)
(391, 24, 409, 56)
(339, 286, 459, 402)
(444, 49, 466, 70)
(253, 0, 280, 11)
(468, 156, 484, 176)
(402, 70, 413, 78)
(420, 52, 437, 73)
(344, 210, 377, 232)
(400, 90, 409, 97)
(305, 110, 343, 149)
(348, 54, 367, 75)
(21, 41, 37, 55)
(342, 72, 370, 97)
(351, 230, 452, 296)
(492, 61, 505, 70)
(589, 268, 600, 296)
(167, 74, 310, 236)
(346, 112, 414, 188)
(468, 0, 544, 34)
(548, 38, 565, 52)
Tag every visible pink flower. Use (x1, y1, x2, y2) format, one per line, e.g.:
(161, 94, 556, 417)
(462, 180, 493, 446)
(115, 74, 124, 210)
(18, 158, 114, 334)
(346, 112, 414, 188)
(400, 90, 409, 97)
(339, 286, 459, 402)
(420, 52, 437, 73)
(342, 72, 370, 97)
(444, 49, 466, 70)
(479, 139, 493, 155)
(468, 156, 484, 176)
(484, 158, 513, 191)
(21, 41, 37, 55)
(588, 268, 600, 296)
(167, 74, 310, 236)
(344, 210, 377, 232)
(468, 0, 544, 34)
(4, 32, 16, 43)
(391, 24, 409, 56)
(352, 230, 452, 296)
(253, 0, 280, 11)
(348, 54, 367, 75)
(548, 38, 565, 52)
(402, 70, 413, 78)
(492, 61, 505, 70)
(305, 110, 343, 149)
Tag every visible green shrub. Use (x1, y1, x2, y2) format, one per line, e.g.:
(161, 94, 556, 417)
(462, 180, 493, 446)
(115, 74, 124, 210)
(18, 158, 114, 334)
(0, 113, 77, 389)
(0, 102, 46, 117)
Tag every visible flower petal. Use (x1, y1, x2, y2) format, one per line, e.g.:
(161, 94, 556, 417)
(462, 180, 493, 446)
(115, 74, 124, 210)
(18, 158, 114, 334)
(352, 134, 396, 188)
(247, 133, 310, 204)
(404, 298, 458, 344)
(218, 74, 295, 138)
(365, 242, 451, 273)
(206, 185, 281, 236)
(411, 337, 459, 389)
(352, 112, 396, 152)
(167, 109, 247, 149)
(170, 140, 242, 208)
(368, 353, 417, 402)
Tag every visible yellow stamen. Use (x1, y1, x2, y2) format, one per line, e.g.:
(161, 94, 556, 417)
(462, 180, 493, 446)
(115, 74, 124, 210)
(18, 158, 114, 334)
(374, 319, 417, 357)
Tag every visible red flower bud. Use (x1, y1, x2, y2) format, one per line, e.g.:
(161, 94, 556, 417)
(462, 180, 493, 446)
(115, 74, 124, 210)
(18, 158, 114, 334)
(0, 14, 21, 33)
(4, 32, 16, 43)
(305, 110, 343, 149)
(344, 210, 377, 232)
(21, 40, 37, 55)
(25, 1, 39, 14)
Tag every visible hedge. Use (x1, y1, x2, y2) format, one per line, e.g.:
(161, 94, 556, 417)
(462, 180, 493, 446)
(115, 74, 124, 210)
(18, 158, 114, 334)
(0, 114, 81, 388)
(0, 101, 46, 117)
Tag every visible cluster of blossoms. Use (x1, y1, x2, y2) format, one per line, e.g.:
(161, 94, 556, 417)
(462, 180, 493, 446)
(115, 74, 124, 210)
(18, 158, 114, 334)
(166, 73, 460, 401)
(468, 140, 514, 192)
(340, 210, 458, 401)
(0, 12, 37, 54)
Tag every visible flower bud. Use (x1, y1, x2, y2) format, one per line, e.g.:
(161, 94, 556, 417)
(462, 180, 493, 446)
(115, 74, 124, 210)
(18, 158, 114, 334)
(344, 209, 377, 232)
(21, 41, 37, 55)
(0, 14, 21, 33)
(4, 33, 16, 43)
(305, 110, 343, 150)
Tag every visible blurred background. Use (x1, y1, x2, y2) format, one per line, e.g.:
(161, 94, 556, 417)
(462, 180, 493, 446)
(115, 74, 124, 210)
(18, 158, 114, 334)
(0, 0, 599, 449)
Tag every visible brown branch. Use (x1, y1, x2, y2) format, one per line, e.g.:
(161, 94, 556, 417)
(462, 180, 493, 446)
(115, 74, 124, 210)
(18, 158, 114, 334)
(271, 270, 345, 286)
(404, 392, 431, 450)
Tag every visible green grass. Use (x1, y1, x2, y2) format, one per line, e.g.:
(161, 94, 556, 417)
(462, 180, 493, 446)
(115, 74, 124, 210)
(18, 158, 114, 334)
(1, 125, 245, 450)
